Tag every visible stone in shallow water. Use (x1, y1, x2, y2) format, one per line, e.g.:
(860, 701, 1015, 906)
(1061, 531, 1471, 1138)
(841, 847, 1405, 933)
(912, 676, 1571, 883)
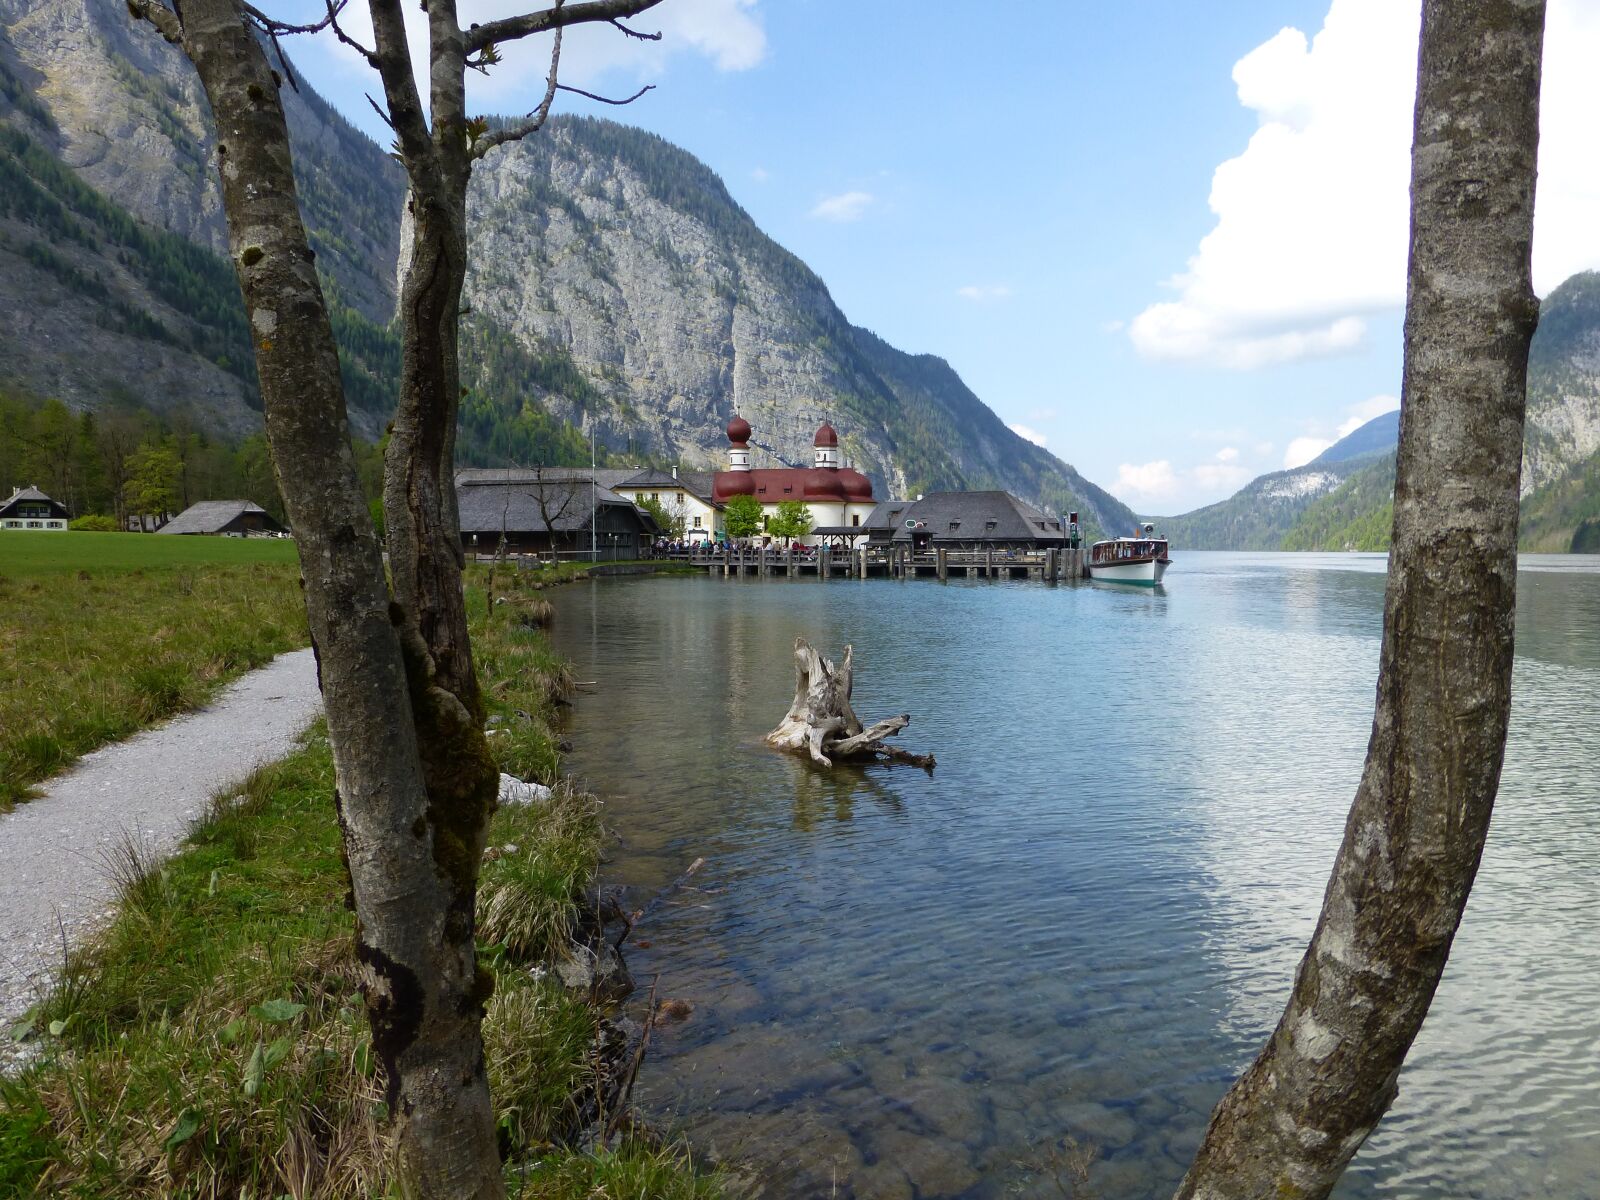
(865, 1126, 982, 1198)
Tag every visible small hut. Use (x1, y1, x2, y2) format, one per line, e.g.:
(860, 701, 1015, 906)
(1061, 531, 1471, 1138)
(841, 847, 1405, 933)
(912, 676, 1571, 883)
(158, 500, 288, 536)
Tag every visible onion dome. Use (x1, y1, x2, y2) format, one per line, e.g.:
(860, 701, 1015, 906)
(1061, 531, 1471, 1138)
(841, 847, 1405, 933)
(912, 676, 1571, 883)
(838, 469, 874, 501)
(711, 470, 756, 500)
(813, 422, 839, 448)
(727, 415, 752, 446)
(802, 469, 848, 501)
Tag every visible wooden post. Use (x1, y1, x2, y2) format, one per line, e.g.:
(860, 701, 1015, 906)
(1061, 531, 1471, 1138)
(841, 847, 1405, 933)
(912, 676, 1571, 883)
(985, 547, 993, 578)
(1046, 548, 1058, 581)
(937, 547, 948, 581)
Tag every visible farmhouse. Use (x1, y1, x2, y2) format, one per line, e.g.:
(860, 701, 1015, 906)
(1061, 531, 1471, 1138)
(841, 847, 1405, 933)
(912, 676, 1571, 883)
(0, 486, 69, 531)
(159, 500, 288, 536)
(455, 469, 655, 559)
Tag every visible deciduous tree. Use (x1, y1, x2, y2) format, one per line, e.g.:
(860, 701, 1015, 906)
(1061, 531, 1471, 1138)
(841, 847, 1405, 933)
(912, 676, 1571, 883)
(1174, 3, 1546, 1197)
(723, 492, 763, 540)
(125, 0, 667, 1194)
(766, 498, 813, 542)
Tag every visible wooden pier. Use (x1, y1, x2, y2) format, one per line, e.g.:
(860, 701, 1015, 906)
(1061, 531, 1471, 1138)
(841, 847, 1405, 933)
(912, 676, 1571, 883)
(663, 544, 1087, 582)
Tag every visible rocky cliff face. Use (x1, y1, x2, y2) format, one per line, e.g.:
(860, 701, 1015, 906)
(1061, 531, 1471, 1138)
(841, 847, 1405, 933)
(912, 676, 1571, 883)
(0, 0, 404, 320)
(1, 0, 1132, 526)
(1523, 272, 1600, 494)
(463, 118, 1136, 531)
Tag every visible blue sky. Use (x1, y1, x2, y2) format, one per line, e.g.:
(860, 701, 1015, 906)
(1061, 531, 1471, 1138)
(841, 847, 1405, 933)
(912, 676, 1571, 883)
(278, 0, 1600, 514)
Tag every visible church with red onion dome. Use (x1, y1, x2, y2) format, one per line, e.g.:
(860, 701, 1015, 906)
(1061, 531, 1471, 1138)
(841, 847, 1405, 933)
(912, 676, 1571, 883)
(712, 415, 877, 539)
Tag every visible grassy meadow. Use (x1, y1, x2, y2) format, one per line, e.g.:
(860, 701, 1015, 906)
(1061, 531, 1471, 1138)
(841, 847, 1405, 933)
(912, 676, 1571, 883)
(0, 532, 307, 810)
(1, 558, 720, 1198)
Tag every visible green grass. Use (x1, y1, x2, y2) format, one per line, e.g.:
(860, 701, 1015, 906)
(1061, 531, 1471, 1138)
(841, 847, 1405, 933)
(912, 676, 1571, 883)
(0, 532, 307, 810)
(1, 580, 720, 1199)
(0, 530, 299, 574)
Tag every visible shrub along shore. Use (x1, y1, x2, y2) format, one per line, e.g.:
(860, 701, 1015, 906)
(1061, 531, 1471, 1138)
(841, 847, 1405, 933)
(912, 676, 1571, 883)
(0, 532, 308, 811)
(1, 554, 719, 1197)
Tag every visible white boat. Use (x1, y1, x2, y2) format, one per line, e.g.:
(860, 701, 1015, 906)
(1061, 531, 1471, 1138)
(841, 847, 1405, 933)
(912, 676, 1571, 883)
(1086, 524, 1171, 586)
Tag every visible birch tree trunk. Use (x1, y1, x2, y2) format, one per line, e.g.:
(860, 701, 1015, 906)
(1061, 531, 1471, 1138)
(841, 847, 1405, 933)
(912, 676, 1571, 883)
(1174, 3, 1545, 1197)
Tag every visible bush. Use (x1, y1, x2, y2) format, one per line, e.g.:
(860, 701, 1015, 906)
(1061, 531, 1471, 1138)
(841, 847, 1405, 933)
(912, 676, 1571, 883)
(69, 514, 119, 532)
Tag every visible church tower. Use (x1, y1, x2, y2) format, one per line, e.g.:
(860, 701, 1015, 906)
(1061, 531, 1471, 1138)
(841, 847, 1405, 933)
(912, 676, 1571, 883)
(727, 415, 752, 471)
(813, 422, 840, 469)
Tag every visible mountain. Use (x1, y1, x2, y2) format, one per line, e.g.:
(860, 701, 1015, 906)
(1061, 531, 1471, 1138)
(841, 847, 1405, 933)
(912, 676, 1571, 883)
(459, 116, 1134, 531)
(1160, 412, 1397, 550)
(1170, 272, 1600, 551)
(0, 0, 1133, 534)
(1310, 409, 1398, 466)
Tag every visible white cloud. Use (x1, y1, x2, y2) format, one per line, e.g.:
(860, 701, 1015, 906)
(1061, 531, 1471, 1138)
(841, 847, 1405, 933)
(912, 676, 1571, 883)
(1129, 0, 1600, 369)
(1337, 393, 1399, 437)
(1009, 423, 1048, 447)
(809, 191, 874, 222)
(1284, 437, 1333, 469)
(1215, 446, 1240, 462)
(957, 285, 1013, 303)
(1115, 454, 1253, 505)
(1114, 460, 1181, 502)
(1193, 461, 1253, 492)
(750, 166, 770, 183)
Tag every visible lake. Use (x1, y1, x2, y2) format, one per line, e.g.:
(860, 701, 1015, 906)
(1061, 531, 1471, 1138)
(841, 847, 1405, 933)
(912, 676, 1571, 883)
(545, 552, 1600, 1199)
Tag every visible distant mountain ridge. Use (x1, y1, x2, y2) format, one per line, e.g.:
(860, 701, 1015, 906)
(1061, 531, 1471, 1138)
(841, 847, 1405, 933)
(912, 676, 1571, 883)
(1166, 273, 1600, 552)
(1310, 410, 1398, 467)
(0, 0, 1135, 535)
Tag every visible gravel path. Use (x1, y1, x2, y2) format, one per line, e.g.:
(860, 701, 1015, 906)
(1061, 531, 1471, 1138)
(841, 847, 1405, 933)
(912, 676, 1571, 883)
(0, 649, 322, 1063)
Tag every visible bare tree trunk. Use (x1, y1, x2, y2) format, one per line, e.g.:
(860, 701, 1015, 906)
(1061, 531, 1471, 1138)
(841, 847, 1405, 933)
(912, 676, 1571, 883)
(1174, 4, 1545, 1198)
(767, 639, 934, 768)
(131, 2, 505, 1194)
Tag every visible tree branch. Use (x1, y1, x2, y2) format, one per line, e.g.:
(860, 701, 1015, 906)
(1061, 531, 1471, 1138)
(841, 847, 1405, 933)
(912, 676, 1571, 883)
(464, 0, 663, 55)
(365, 0, 437, 168)
(557, 81, 653, 106)
(471, 5, 563, 160)
(610, 16, 659, 41)
(239, 0, 340, 35)
(326, 0, 379, 63)
(125, 0, 183, 44)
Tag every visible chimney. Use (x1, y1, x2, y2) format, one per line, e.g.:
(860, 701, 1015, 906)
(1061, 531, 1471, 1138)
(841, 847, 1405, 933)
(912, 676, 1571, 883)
(672, 465, 678, 480)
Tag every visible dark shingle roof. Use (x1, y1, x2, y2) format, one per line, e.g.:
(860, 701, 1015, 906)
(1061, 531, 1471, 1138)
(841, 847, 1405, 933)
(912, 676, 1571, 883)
(617, 468, 720, 505)
(456, 477, 637, 535)
(0, 485, 69, 518)
(889, 492, 1065, 544)
(858, 500, 914, 531)
(158, 500, 282, 535)
(454, 467, 639, 490)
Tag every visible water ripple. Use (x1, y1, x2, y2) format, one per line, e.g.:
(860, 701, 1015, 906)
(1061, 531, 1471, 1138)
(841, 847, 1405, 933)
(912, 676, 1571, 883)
(549, 555, 1600, 1200)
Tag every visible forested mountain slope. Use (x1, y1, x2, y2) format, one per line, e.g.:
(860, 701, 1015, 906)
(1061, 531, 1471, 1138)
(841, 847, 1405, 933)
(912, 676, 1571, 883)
(1160, 415, 1394, 551)
(0, 0, 1132, 529)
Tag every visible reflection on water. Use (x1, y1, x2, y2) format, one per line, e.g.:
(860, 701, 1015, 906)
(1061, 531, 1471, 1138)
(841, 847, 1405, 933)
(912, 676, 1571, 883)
(546, 553, 1600, 1199)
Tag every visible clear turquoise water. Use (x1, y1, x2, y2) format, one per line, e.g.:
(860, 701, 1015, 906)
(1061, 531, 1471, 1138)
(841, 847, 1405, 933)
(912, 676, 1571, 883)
(545, 553, 1600, 1199)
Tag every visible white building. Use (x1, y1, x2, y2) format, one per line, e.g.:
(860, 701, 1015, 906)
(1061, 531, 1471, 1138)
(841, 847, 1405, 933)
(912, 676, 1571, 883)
(611, 468, 724, 543)
(710, 418, 878, 543)
(0, 486, 69, 531)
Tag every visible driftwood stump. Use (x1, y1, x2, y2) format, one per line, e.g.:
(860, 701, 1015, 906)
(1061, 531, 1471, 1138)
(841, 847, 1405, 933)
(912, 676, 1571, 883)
(766, 639, 935, 769)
